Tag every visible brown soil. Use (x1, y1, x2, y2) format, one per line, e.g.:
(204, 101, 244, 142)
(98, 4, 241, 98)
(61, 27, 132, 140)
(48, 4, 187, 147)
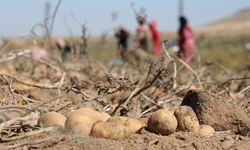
(1, 129, 250, 150)
(0, 50, 250, 150)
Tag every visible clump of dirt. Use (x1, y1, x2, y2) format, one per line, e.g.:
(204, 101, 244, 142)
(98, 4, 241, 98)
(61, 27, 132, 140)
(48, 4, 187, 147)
(181, 90, 250, 135)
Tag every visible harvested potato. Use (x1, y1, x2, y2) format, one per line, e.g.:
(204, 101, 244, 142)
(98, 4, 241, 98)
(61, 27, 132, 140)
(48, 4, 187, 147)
(100, 112, 111, 121)
(75, 107, 108, 122)
(65, 115, 96, 135)
(138, 116, 150, 125)
(38, 112, 66, 128)
(64, 107, 106, 135)
(90, 122, 130, 140)
(174, 106, 200, 133)
(76, 107, 100, 117)
(199, 125, 215, 137)
(108, 116, 146, 133)
(147, 109, 177, 135)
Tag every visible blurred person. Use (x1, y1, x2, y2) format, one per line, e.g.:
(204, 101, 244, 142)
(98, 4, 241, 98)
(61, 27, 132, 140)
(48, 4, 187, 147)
(246, 43, 250, 53)
(178, 16, 196, 64)
(55, 37, 75, 61)
(135, 16, 148, 51)
(31, 48, 48, 60)
(115, 26, 130, 59)
(30, 48, 48, 75)
(149, 19, 162, 55)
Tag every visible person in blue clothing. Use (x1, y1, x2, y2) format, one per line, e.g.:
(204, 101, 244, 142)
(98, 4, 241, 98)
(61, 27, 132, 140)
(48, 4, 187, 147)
(55, 37, 74, 61)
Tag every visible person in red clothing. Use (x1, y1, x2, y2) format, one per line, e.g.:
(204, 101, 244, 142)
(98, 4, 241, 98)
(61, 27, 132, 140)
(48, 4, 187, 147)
(149, 19, 162, 55)
(178, 16, 196, 64)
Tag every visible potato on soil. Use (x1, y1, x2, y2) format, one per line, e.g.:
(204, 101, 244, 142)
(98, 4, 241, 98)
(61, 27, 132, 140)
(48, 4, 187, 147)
(74, 107, 109, 121)
(147, 109, 177, 135)
(199, 125, 215, 137)
(90, 122, 130, 140)
(174, 106, 200, 133)
(108, 116, 146, 133)
(64, 107, 107, 135)
(38, 112, 66, 128)
(100, 112, 111, 121)
(138, 116, 150, 125)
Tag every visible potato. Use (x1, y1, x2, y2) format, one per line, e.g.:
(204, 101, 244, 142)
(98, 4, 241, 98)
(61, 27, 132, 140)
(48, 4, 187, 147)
(73, 107, 109, 121)
(38, 112, 66, 128)
(147, 109, 177, 135)
(199, 125, 215, 137)
(64, 107, 107, 135)
(100, 112, 111, 121)
(90, 122, 130, 140)
(108, 116, 146, 133)
(138, 116, 150, 125)
(65, 115, 96, 135)
(174, 106, 200, 133)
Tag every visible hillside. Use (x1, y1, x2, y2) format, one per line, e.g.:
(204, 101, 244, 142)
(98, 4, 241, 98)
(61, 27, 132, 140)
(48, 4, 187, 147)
(210, 7, 250, 25)
(198, 8, 250, 35)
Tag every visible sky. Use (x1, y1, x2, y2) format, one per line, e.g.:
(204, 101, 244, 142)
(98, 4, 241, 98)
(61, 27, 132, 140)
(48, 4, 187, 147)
(0, 0, 250, 37)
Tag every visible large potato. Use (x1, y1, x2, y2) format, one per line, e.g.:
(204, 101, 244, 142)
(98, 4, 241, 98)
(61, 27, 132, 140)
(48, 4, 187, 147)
(108, 116, 146, 133)
(139, 116, 150, 125)
(90, 122, 130, 140)
(147, 109, 177, 135)
(199, 125, 215, 137)
(100, 112, 111, 121)
(174, 106, 200, 133)
(38, 112, 66, 128)
(64, 107, 107, 135)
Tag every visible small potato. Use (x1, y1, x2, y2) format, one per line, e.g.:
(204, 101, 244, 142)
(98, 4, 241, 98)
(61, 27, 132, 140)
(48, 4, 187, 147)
(199, 125, 215, 137)
(64, 107, 106, 135)
(90, 122, 130, 140)
(65, 115, 96, 135)
(108, 116, 146, 133)
(38, 112, 66, 128)
(174, 106, 200, 133)
(147, 109, 177, 135)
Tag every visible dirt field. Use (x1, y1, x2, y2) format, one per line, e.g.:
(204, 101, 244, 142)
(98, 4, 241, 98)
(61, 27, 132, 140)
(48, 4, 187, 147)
(0, 45, 249, 150)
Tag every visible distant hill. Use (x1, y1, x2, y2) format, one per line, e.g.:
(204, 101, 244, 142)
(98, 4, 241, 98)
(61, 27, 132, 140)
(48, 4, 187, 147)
(213, 8, 250, 25)
(198, 8, 250, 35)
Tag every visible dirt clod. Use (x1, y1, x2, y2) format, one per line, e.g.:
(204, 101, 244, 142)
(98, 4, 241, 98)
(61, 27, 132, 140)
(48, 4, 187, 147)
(181, 90, 250, 136)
